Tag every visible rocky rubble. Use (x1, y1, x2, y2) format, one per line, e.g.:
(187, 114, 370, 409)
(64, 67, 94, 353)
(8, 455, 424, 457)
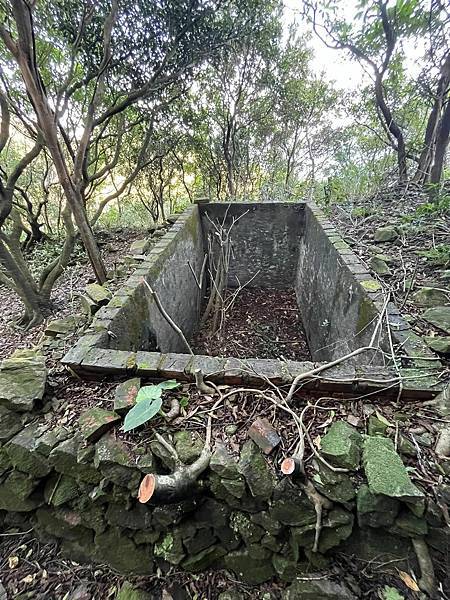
(0, 367, 449, 596)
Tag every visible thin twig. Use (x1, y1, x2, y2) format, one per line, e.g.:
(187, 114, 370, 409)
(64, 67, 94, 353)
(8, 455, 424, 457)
(142, 278, 193, 354)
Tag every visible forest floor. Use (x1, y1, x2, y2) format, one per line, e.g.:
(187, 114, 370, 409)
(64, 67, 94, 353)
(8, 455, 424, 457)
(0, 228, 140, 361)
(192, 287, 311, 361)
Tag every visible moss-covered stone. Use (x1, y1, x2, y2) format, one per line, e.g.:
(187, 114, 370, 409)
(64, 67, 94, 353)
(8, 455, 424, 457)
(153, 501, 196, 529)
(367, 414, 390, 437)
(182, 545, 226, 572)
(270, 481, 316, 527)
(238, 440, 274, 500)
(224, 548, 275, 584)
(360, 279, 382, 292)
(210, 443, 239, 479)
(320, 421, 362, 470)
(35, 426, 71, 457)
(114, 378, 141, 415)
(78, 408, 121, 443)
(291, 507, 353, 553)
(312, 461, 355, 503)
(174, 430, 204, 464)
(0, 405, 24, 443)
(261, 533, 282, 552)
(231, 512, 265, 545)
(356, 484, 399, 528)
(283, 578, 357, 599)
(35, 507, 93, 543)
(44, 474, 80, 507)
(422, 306, 450, 334)
(183, 527, 216, 555)
(0, 349, 47, 412)
(397, 435, 417, 457)
(425, 336, 450, 354)
(6, 423, 51, 477)
(370, 256, 391, 275)
(272, 554, 300, 582)
(94, 433, 141, 490)
(95, 527, 153, 574)
(363, 436, 424, 503)
(195, 498, 230, 529)
(374, 226, 398, 242)
(0, 470, 42, 511)
(85, 283, 112, 305)
(221, 476, 246, 498)
(413, 287, 449, 307)
(393, 511, 428, 537)
(106, 503, 152, 530)
(133, 530, 160, 545)
(49, 434, 101, 484)
(116, 582, 151, 600)
(251, 511, 282, 536)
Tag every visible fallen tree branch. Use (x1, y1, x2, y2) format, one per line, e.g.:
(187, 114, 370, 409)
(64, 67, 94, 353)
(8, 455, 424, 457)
(411, 537, 435, 596)
(138, 417, 212, 503)
(142, 278, 193, 355)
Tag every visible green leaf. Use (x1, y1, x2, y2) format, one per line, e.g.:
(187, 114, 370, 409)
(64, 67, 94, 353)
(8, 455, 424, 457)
(156, 380, 180, 390)
(179, 396, 189, 409)
(380, 586, 405, 600)
(123, 396, 162, 432)
(375, 410, 394, 427)
(136, 385, 162, 403)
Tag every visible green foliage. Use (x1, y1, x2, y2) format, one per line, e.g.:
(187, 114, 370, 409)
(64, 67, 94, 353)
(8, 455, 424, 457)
(380, 587, 405, 600)
(416, 244, 450, 267)
(122, 380, 180, 433)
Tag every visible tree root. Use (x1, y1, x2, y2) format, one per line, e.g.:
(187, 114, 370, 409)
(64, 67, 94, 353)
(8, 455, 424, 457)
(138, 418, 212, 503)
(194, 368, 216, 395)
(162, 397, 180, 421)
(301, 478, 333, 553)
(412, 537, 436, 597)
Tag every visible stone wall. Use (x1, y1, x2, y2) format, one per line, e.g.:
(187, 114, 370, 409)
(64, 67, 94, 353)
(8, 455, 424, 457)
(199, 203, 305, 289)
(1, 369, 448, 587)
(95, 206, 204, 353)
(296, 203, 439, 366)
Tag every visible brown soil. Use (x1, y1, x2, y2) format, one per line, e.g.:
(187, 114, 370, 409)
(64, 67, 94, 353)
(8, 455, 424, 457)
(192, 287, 311, 361)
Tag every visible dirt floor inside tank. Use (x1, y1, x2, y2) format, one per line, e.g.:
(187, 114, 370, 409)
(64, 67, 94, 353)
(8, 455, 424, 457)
(192, 287, 311, 361)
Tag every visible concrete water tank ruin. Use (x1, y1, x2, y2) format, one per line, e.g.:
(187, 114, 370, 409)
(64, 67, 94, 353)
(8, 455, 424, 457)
(63, 202, 443, 399)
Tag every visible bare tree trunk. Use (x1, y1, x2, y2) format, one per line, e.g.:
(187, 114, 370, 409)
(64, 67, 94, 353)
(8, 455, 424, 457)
(429, 99, 450, 195)
(374, 74, 408, 182)
(3, 0, 108, 284)
(414, 53, 450, 185)
(0, 239, 45, 327)
(39, 206, 76, 300)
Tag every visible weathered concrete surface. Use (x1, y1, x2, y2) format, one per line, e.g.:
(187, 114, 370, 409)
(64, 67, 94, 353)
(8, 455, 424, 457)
(98, 207, 204, 354)
(295, 203, 439, 369)
(199, 203, 305, 288)
(296, 205, 382, 362)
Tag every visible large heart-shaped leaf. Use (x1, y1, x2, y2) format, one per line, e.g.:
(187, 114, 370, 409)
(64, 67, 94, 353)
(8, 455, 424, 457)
(123, 396, 162, 432)
(136, 385, 163, 403)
